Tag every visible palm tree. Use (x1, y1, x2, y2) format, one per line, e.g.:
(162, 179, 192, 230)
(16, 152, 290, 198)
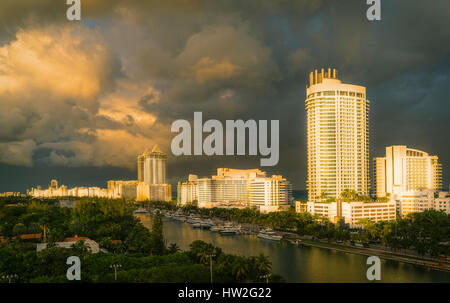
(232, 259, 249, 281)
(255, 254, 272, 275)
(168, 243, 180, 254)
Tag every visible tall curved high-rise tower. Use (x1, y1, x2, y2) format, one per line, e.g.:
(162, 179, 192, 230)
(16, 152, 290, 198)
(305, 68, 370, 202)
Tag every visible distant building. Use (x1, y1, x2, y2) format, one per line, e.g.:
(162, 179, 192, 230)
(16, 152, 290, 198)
(0, 192, 22, 197)
(295, 201, 307, 213)
(138, 145, 167, 185)
(177, 175, 199, 205)
(435, 188, 450, 214)
(107, 180, 138, 199)
(135, 145, 172, 202)
(26, 146, 172, 202)
(28, 180, 107, 198)
(137, 183, 171, 202)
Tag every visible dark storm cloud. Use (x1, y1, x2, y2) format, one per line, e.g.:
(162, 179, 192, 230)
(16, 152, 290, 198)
(0, 0, 449, 191)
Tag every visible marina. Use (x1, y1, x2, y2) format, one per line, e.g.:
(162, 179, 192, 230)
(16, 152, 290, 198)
(137, 212, 450, 282)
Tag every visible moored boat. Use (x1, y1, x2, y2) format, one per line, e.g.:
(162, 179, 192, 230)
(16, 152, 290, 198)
(257, 229, 282, 241)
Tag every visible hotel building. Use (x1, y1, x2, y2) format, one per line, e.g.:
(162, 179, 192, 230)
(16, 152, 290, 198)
(138, 145, 167, 185)
(305, 68, 370, 202)
(135, 145, 172, 202)
(248, 175, 292, 213)
(178, 168, 292, 212)
(372, 145, 442, 198)
(177, 175, 199, 206)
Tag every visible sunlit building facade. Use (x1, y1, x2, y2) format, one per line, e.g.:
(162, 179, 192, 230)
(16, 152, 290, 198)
(180, 168, 292, 212)
(135, 145, 172, 201)
(177, 175, 199, 205)
(248, 175, 291, 213)
(395, 190, 435, 217)
(305, 68, 370, 202)
(372, 145, 442, 198)
(305, 201, 396, 227)
(139, 145, 167, 185)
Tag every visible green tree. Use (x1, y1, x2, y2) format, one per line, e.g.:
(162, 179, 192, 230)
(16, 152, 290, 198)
(168, 243, 180, 254)
(150, 211, 165, 255)
(12, 223, 27, 236)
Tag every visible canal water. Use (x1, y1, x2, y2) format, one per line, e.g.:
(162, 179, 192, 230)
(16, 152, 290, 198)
(137, 214, 449, 283)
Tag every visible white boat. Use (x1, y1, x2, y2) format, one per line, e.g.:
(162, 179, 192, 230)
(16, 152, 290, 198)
(200, 219, 214, 229)
(134, 207, 149, 214)
(219, 222, 239, 235)
(173, 214, 186, 222)
(209, 225, 221, 232)
(257, 229, 282, 241)
(187, 216, 202, 228)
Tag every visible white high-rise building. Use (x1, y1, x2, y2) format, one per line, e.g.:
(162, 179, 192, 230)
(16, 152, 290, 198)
(177, 175, 199, 205)
(138, 145, 167, 185)
(372, 145, 442, 198)
(305, 68, 370, 202)
(179, 168, 292, 212)
(135, 146, 172, 202)
(197, 169, 264, 207)
(248, 175, 292, 213)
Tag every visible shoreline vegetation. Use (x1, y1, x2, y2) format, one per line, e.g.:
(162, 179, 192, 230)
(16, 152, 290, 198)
(0, 196, 448, 283)
(0, 197, 282, 283)
(138, 200, 450, 273)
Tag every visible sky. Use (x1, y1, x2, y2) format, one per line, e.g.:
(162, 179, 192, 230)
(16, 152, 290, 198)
(0, 0, 449, 192)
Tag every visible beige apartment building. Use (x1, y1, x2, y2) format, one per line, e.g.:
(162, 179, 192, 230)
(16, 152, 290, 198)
(305, 68, 370, 202)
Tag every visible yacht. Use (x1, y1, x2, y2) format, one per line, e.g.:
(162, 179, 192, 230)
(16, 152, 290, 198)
(173, 212, 186, 222)
(200, 219, 213, 229)
(219, 222, 239, 235)
(257, 229, 282, 241)
(209, 225, 222, 232)
(134, 207, 149, 214)
(187, 216, 202, 228)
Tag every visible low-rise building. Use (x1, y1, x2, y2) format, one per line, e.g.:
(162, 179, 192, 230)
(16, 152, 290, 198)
(434, 187, 450, 214)
(305, 201, 396, 227)
(295, 201, 308, 213)
(36, 236, 100, 254)
(137, 183, 172, 202)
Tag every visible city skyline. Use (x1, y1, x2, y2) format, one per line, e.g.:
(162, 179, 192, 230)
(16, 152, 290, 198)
(0, 0, 449, 192)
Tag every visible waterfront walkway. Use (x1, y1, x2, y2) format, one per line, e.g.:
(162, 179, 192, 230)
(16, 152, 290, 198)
(285, 236, 450, 273)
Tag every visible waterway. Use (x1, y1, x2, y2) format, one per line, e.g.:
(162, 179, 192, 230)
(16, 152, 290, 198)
(137, 213, 449, 283)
